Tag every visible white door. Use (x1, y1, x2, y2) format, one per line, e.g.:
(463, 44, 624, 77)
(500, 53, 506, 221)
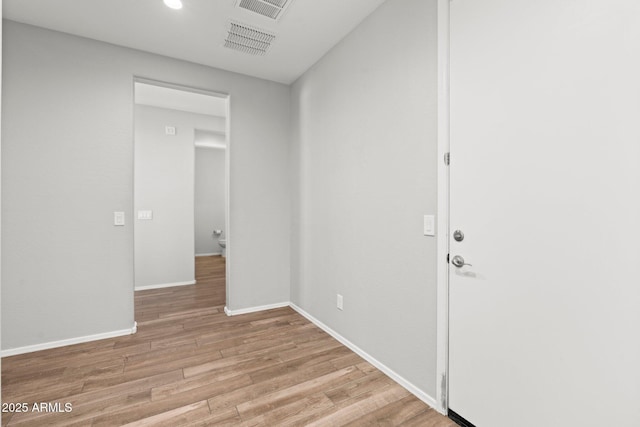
(448, 1, 640, 426)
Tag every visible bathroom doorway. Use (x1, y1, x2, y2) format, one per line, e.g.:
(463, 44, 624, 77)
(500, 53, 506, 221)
(194, 129, 228, 306)
(194, 129, 227, 259)
(133, 78, 230, 321)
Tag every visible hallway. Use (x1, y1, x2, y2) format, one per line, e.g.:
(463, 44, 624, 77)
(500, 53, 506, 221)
(135, 256, 226, 324)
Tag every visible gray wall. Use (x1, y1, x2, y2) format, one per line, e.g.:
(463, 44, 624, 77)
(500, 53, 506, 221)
(134, 105, 222, 289)
(290, 0, 439, 398)
(1, 20, 291, 351)
(195, 147, 226, 255)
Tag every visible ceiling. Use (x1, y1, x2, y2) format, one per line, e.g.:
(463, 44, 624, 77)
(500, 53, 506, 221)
(2, 0, 387, 84)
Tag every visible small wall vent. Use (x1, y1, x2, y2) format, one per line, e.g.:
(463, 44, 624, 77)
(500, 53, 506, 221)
(237, 0, 293, 21)
(224, 22, 275, 56)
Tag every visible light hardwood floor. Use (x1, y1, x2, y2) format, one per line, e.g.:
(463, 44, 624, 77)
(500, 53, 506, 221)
(1, 256, 455, 426)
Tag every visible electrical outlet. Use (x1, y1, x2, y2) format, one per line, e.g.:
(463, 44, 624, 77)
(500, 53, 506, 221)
(165, 126, 176, 135)
(337, 294, 343, 311)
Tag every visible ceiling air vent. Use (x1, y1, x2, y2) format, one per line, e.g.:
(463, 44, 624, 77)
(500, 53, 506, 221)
(224, 22, 275, 56)
(237, 0, 292, 21)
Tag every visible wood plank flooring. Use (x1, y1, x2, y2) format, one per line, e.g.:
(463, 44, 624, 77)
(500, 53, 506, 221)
(1, 256, 455, 426)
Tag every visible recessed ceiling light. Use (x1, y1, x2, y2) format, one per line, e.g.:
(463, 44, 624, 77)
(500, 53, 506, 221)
(164, 0, 183, 10)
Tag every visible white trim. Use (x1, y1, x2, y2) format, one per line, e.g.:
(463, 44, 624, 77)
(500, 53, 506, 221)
(195, 252, 221, 257)
(223, 302, 289, 316)
(435, 0, 451, 416)
(0, 323, 137, 357)
(133, 77, 229, 100)
(195, 141, 226, 150)
(224, 96, 232, 311)
(289, 303, 439, 410)
(134, 280, 195, 291)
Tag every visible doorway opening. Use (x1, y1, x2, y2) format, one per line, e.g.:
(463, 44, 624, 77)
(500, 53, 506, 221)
(132, 78, 230, 322)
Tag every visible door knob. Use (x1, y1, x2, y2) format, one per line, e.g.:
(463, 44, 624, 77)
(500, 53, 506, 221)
(451, 255, 472, 268)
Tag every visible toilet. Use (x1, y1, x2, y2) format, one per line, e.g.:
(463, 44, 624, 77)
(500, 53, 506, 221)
(218, 238, 226, 258)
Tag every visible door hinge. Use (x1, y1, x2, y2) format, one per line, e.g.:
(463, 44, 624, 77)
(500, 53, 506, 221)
(447, 253, 450, 263)
(444, 152, 450, 165)
(440, 372, 448, 410)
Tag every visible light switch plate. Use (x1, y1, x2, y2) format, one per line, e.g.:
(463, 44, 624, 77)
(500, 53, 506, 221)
(137, 210, 153, 220)
(114, 211, 125, 226)
(424, 215, 435, 236)
(165, 126, 176, 135)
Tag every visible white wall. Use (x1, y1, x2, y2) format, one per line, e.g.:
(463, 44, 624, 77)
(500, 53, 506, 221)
(290, 0, 439, 399)
(195, 147, 226, 255)
(1, 21, 291, 351)
(0, 0, 4, 376)
(134, 105, 222, 289)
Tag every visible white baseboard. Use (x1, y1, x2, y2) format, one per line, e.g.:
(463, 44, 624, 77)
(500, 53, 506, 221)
(289, 303, 438, 410)
(0, 323, 137, 357)
(223, 302, 290, 316)
(135, 280, 196, 291)
(195, 253, 221, 257)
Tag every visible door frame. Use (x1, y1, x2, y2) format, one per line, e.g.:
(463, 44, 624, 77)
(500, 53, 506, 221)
(131, 76, 232, 310)
(435, 0, 451, 415)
